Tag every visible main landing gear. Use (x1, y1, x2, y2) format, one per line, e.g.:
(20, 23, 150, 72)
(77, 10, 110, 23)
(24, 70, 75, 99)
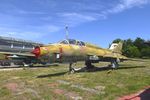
(68, 59, 120, 73)
(69, 60, 94, 73)
(69, 63, 76, 73)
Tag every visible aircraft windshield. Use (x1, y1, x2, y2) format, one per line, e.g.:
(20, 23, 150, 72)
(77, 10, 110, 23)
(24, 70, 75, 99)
(68, 39, 76, 45)
(60, 40, 69, 44)
(77, 41, 85, 46)
(59, 39, 85, 46)
(80, 41, 85, 46)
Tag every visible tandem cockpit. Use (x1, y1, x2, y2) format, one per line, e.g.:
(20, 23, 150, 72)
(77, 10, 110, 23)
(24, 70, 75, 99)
(59, 39, 86, 46)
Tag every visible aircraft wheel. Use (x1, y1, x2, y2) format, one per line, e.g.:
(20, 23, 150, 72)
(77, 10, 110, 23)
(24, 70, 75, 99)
(111, 61, 119, 69)
(69, 63, 76, 73)
(70, 68, 75, 74)
(23, 62, 29, 67)
(29, 63, 34, 67)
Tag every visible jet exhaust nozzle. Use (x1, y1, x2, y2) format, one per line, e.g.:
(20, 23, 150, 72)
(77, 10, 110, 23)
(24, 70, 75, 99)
(32, 47, 40, 57)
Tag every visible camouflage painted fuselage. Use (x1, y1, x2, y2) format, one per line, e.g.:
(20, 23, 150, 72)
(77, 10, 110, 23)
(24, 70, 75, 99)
(33, 39, 127, 64)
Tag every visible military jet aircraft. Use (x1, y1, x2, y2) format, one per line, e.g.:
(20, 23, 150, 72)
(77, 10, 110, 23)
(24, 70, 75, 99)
(32, 39, 127, 72)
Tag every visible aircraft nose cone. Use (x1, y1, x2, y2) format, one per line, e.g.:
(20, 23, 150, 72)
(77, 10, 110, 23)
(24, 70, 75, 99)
(32, 47, 40, 57)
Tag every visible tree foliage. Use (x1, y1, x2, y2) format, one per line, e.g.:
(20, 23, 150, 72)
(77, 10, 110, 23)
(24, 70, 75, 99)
(112, 37, 150, 58)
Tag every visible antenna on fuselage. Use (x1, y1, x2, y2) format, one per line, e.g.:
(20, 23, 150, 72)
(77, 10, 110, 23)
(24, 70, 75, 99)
(65, 26, 69, 39)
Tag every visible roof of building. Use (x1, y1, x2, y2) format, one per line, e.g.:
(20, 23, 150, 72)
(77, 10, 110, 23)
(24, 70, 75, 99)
(0, 36, 43, 46)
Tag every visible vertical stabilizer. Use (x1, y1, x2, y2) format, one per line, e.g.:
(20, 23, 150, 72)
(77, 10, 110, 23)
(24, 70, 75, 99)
(109, 42, 123, 54)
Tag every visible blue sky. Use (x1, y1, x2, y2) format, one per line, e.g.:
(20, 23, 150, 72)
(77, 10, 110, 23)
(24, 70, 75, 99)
(0, 0, 150, 48)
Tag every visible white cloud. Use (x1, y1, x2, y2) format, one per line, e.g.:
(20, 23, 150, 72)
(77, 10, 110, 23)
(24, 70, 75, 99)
(25, 24, 61, 33)
(104, 0, 149, 14)
(124, 0, 148, 7)
(16, 9, 46, 15)
(1, 31, 49, 43)
(62, 13, 96, 21)
(0, 31, 42, 41)
(47, 25, 61, 32)
(0, 0, 149, 42)
(0, 24, 61, 42)
(58, 0, 150, 26)
(59, 12, 97, 26)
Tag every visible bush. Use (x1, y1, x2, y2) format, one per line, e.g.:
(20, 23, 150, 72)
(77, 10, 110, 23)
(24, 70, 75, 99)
(141, 47, 150, 58)
(127, 46, 141, 58)
(112, 37, 150, 58)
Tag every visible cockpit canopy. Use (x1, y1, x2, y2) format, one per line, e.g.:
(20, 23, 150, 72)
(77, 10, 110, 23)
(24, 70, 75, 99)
(59, 39, 85, 46)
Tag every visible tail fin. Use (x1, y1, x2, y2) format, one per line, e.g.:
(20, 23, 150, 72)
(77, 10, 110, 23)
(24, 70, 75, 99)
(109, 42, 123, 54)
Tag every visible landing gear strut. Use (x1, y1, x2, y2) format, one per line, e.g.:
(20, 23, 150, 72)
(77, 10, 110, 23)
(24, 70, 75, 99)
(69, 63, 73, 72)
(69, 63, 76, 73)
(85, 60, 94, 69)
(111, 59, 119, 69)
(68, 60, 97, 73)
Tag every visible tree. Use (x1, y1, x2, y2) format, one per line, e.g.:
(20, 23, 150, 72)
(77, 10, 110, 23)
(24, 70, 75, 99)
(124, 39, 133, 46)
(134, 37, 145, 51)
(122, 39, 134, 56)
(112, 38, 150, 58)
(113, 38, 122, 43)
(141, 47, 150, 58)
(126, 45, 141, 58)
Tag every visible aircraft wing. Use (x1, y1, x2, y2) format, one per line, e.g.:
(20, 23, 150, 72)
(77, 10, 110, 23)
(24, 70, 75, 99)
(103, 53, 128, 60)
(102, 54, 145, 62)
(0, 51, 35, 57)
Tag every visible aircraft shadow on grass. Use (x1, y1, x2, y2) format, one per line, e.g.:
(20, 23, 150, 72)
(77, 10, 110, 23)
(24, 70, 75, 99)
(72, 65, 146, 73)
(37, 71, 68, 78)
(37, 65, 146, 78)
(129, 59, 149, 62)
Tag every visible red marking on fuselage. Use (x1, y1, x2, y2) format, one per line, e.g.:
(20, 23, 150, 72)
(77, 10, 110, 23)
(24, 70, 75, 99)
(32, 47, 40, 58)
(59, 48, 63, 54)
(59, 47, 63, 59)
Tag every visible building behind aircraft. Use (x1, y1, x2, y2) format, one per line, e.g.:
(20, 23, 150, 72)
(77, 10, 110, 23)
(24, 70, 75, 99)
(0, 36, 43, 53)
(0, 36, 43, 66)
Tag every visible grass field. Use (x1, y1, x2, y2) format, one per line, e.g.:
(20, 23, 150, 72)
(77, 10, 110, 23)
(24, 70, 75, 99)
(0, 59, 149, 100)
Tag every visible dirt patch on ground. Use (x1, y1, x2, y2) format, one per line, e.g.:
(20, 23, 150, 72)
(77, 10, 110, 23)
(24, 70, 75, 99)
(4, 82, 42, 99)
(118, 87, 150, 100)
(52, 89, 82, 100)
(48, 83, 59, 88)
(56, 80, 105, 95)
(53, 89, 65, 95)
(5, 83, 18, 92)
(65, 92, 82, 100)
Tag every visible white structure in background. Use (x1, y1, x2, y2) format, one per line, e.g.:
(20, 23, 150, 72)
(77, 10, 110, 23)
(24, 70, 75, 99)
(0, 36, 43, 53)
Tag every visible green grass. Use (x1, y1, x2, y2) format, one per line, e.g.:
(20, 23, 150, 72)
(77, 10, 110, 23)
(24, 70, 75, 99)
(0, 54, 5, 60)
(0, 59, 150, 100)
